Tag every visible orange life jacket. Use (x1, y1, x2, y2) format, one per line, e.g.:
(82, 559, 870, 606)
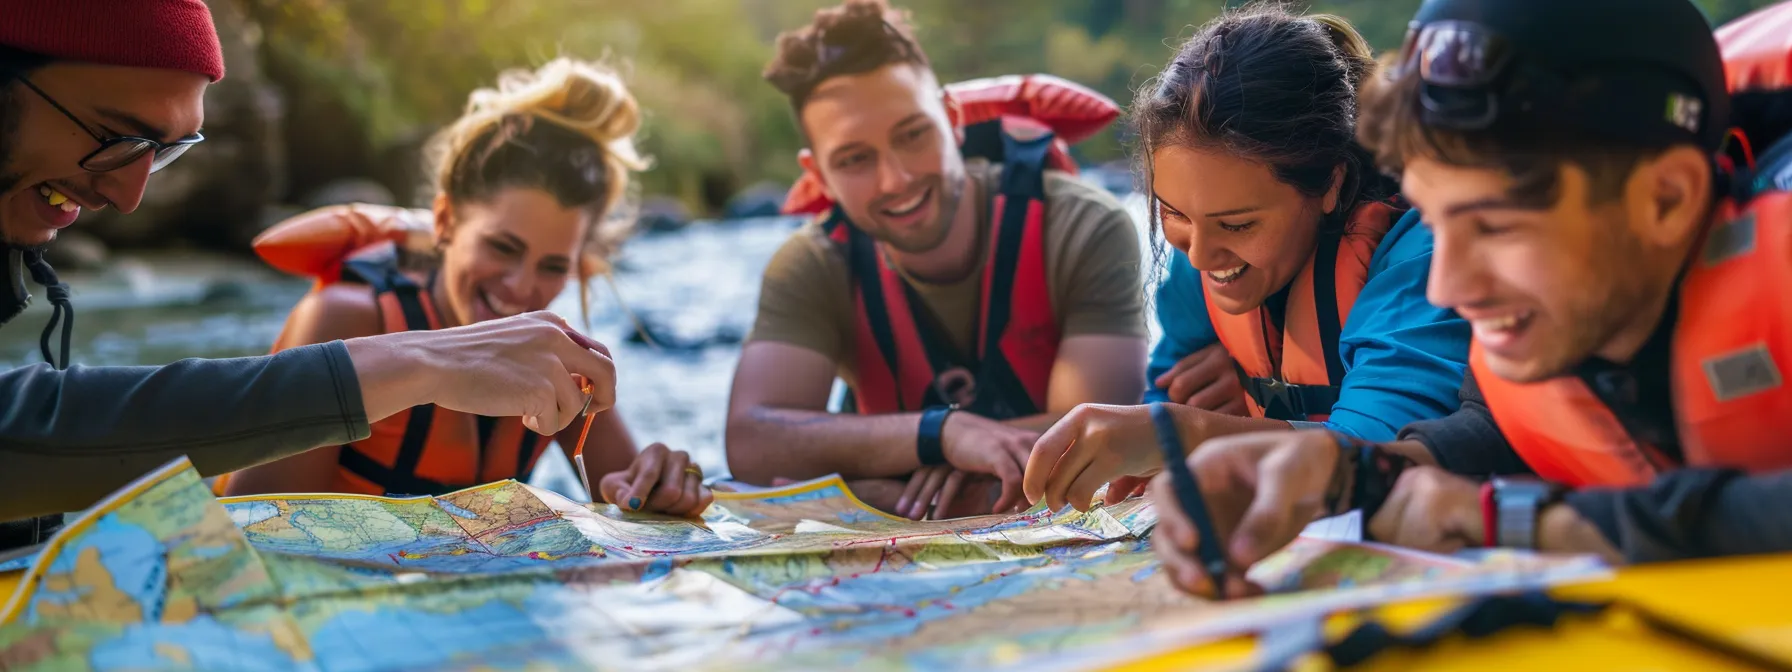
(218, 205, 548, 497)
(1469, 16, 1792, 489)
(828, 119, 1061, 419)
(1207, 200, 1407, 421)
(1473, 188, 1792, 489)
(782, 73, 1120, 215)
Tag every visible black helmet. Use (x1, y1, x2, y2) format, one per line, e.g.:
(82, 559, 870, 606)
(1397, 0, 1730, 152)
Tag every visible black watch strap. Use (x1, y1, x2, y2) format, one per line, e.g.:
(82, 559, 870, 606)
(917, 405, 955, 466)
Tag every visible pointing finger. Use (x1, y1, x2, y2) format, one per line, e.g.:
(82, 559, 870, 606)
(897, 468, 931, 519)
(935, 469, 966, 519)
(991, 459, 1026, 514)
(1042, 436, 1097, 513)
(648, 450, 690, 512)
(912, 467, 951, 520)
(623, 444, 666, 511)
(1025, 411, 1086, 504)
(1228, 456, 1318, 567)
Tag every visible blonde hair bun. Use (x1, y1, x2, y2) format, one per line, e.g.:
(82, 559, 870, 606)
(463, 57, 650, 173)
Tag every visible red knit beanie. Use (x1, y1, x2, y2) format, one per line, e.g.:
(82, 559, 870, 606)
(0, 0, 226, 82)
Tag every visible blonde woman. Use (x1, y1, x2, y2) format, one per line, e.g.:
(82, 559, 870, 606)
(223, 58, 712, 516)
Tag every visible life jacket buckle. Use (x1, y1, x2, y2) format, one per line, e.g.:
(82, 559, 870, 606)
(1251, 377, 1305, 418)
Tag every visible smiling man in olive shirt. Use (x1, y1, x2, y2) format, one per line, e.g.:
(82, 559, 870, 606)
(726, 0, 1148, 521)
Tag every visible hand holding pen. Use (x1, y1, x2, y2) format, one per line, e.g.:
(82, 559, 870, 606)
(1145, 406, 1346, 599)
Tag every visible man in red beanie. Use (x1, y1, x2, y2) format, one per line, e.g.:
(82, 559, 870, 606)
(0, 1, 622, 551)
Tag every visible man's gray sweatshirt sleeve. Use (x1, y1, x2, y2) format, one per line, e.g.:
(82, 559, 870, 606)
(0, 340, 371, 520)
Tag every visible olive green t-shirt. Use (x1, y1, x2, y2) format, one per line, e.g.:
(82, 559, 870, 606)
(748, 159, 1147, 388)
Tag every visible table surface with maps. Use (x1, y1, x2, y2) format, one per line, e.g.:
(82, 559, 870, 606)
(0, 458, 1607, 671)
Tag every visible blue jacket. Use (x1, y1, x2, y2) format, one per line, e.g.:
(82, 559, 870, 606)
(1144, 208, 1470, 441)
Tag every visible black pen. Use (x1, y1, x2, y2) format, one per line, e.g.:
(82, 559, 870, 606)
(1149, 402, 1230, 599)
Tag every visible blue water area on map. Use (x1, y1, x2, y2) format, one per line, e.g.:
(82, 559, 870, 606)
(310, 601, 549, 670)
(225, 502, 281, 528)
(641, 557, 676, 582)
(233, 506, 471, 569)
(836, 510, 887, 524)
(769, 555, 1057, 635)
(436, 501, 480, 519)
(29, 517, 166, 625)
(188, 543, 236, 561)
(757, 486, 846, 506)
(0, 554, 32, 572)
(87, 618, 303, 671)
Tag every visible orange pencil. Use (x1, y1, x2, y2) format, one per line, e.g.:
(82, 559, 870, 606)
(572, 375, 598, 499)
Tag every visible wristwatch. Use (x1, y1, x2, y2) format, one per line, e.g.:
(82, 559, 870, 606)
(1488, 476, 1567, 550)
(916, 405, 957, 466)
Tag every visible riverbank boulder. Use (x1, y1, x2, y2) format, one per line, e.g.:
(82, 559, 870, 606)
(723, 181, 788, 220)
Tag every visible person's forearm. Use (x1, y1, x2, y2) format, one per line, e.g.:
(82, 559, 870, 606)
(341, 331, 436, 424)
(725, 406, 923, 485)
(1397, 372, 1532, 476)
(0, 342, 370, 521)
(1537, 503, 1624, 564)
(1375, 439, 1439, 467)
(1560, 469, 1792, 564)
(1170, 405, 1292, 453)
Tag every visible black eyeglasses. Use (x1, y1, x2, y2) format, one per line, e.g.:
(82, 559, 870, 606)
(16, 77, 203, 174)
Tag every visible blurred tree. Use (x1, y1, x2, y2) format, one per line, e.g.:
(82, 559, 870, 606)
(232, 0, 1786, 218)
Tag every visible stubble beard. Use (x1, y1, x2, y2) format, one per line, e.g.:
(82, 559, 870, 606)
(878, 170, 966, 256)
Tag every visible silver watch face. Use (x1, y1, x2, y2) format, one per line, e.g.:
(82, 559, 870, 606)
(1494, 480, 1550, 549)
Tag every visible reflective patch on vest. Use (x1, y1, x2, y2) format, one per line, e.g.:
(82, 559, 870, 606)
(1701, 212, 1756, 266)
(1702, 344, 1782, 403)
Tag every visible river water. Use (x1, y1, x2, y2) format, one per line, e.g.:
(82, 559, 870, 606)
(1, 190, 1158, 502)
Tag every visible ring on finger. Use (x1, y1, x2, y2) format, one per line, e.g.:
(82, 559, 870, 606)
(684, 465, 703, 478)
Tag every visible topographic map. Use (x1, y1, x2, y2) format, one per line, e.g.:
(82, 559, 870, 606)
(0, 458, 1605, 671)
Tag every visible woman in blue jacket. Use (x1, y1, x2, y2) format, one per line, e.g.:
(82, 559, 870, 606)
(1023, 7, 1471, 511)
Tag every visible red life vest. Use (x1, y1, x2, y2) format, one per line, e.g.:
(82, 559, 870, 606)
(217, 205, 547, 497)
(828, 120, 1062, 419)
(1206, 200, 1407, 421)
(1473, 188, 1792, 488)
(1716, 1, 1792, 93)
(1718, 2, 1792, 194)
(783, 73, 1120, 215)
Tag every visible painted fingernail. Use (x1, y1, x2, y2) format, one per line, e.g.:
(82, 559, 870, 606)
(628, 497, 641, 510)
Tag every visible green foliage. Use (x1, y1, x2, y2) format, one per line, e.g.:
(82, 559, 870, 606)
(237, 0, 1786, 214)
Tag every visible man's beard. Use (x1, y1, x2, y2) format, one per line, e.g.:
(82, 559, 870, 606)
(1496, 220, 1657, 383)
(874, 171, 967, 255)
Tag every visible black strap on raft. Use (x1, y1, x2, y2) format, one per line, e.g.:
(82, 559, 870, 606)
(1236, 228, 1350, 420)
(20, 250, 73, 370)
(833, 119, 1052, 419)
(1253, 590, 1792, 672)
(332, 257, 536, 497)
